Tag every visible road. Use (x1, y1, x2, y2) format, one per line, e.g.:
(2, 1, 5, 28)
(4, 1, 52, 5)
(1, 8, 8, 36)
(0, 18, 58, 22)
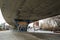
(0, 30, 60, 40)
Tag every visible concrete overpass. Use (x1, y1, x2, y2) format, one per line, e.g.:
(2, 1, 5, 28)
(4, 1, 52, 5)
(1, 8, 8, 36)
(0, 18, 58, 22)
(0, 0, 60, 26)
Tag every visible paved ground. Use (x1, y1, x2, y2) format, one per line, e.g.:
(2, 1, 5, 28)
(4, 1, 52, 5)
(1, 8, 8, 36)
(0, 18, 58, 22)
(30, 33, 60, 40)
(0, 30, 42, 40)
(0, 30, 60, 40)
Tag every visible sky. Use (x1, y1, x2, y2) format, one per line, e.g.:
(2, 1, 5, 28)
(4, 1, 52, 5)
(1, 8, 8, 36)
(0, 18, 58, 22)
(0, 9, 6, 24)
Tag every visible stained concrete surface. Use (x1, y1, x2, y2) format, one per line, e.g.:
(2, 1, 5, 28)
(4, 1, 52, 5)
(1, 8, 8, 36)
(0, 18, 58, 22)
(0, 30, 42, 40)
(0, 30, 60, 40)
(30, 33, 60, 40)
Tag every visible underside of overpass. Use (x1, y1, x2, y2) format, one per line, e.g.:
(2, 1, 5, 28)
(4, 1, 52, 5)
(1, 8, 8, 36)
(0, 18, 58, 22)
(0, 0, 60, 26)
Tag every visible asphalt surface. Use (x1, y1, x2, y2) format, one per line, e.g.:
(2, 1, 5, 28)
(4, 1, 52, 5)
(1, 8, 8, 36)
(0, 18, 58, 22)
(0, 30, 60, 40)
